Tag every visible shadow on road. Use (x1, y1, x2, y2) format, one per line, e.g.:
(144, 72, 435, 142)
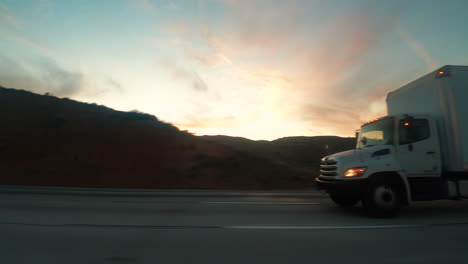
(317, 199, 468, 224)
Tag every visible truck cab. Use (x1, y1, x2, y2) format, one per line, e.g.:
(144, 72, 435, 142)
(316, 114, 455, 217)
(316, 66, 468, 217)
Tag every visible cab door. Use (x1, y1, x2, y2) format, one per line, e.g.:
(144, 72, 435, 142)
(397, 118, 441, 177)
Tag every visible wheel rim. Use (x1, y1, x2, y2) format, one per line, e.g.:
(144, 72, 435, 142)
(373, 185, 396, 208)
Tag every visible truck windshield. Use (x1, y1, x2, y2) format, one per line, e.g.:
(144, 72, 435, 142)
(357, 117, 394, 148)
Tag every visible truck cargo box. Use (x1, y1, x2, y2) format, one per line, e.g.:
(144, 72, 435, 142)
(387, 65, 468, 172)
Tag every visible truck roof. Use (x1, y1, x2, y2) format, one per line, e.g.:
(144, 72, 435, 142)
(386, 65, 468, 102)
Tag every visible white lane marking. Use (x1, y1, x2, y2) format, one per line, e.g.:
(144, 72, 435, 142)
(202, 202, 320, 205)
(226, 225, 424, 230)
(4, 222, 468, 230)
(110, 201, 320, 205)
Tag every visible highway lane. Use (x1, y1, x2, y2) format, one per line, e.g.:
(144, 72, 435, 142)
(1, 186, 468, 263)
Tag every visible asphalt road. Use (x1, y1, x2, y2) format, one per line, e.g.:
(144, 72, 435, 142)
(1, 186, 468, 264)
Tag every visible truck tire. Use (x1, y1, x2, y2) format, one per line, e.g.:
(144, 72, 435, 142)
(362, 178, 403, 218)
(330, 194, 361, 207)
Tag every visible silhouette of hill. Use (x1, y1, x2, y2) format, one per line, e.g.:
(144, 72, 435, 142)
(201, 135, 355, 175)
(1, 86, 349, 189)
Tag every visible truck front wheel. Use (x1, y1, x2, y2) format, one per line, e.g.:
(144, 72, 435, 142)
(362, 178, 403, 218)
(330, 194, 361, 207)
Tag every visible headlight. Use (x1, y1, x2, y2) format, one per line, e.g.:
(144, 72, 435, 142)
(344, 167, 367, 177)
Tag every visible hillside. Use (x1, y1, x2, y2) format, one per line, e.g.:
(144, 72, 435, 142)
(201, 135, 355, 174)
(0, 86, 355, 189)
(0, 87, 312, 189)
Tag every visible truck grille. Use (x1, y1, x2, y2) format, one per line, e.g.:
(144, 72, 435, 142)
(320, 159, 338, 176)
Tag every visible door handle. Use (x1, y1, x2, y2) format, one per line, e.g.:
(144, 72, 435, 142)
(426, 151, 435, 154)
(408, 144, 413, 152)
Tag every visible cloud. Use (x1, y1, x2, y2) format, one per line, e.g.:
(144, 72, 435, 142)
(184, 45, 233, 68)
(158, 59, 210, 93)
(161, 1, 416, 137)
(0, 2, 53, 57)
(396, 25, 437, 71)
(0, 55, 84, 97)
(0, 1, 55, 55)
(128, 0, 158, 15)
(0, 2, 19, 28)
(181, 1, 407, 136)
(219, 0, 304, 55)
(301, 104, 363, 135)
(130, 0, 156, 11)
(130, 0, 179, 11)
(0, 55, 128, 99)
(167, 21, 188, 35)
(2, 32, 53, 56)
(37, 58, 84, 97)
(107, 78, 125, 93)
(167, 0, 178, 9)
(165, 21, 233, 68)
(172, 66, 208, 92)
(176, 114, 237, 129)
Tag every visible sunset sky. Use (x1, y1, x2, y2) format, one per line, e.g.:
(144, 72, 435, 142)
(1, 0, 468, 140)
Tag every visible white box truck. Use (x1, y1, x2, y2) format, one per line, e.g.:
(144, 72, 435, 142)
(316, 65, 468, 217)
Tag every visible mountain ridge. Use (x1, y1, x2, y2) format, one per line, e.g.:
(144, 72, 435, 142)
(0, 86, 355, 189)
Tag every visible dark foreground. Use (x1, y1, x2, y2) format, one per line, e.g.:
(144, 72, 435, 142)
(1, 186, 468, 264)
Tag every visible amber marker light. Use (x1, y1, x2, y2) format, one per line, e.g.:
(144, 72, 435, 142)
(365, 118, 380, 124)
(344, 167, 367, 177)
(435, 69, 450, 78)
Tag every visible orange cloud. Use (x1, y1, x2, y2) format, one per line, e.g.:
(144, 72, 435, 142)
(176, 115, 238, 129)
(167, 1, 407, 138)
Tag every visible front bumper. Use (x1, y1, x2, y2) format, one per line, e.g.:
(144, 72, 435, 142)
(315, 177, 368, 196)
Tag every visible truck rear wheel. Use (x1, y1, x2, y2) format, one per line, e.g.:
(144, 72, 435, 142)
(362, 178, 403, 218)
(330, 194, 361, 207)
